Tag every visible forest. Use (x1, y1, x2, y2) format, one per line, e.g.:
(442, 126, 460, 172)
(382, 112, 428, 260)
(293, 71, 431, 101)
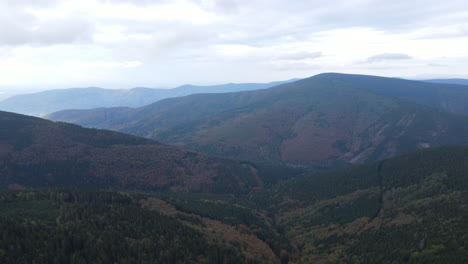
(2, 144, 468, 264)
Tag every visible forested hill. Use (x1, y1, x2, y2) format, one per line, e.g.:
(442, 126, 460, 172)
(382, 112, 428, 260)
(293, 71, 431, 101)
(252, 145, 468, 263)
(0, 111, 266, 194)
(0, 190, 281, 264)
(1, 146, 467, 263)
(48, 73, 468, 166)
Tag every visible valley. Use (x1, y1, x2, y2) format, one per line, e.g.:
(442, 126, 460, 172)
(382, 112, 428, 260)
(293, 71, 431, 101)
(2, 74, 468, 263)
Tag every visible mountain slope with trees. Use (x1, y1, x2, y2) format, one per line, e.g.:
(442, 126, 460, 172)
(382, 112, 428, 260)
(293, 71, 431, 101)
(252, 145, 468, 263)
(0, 111, 267, 194)
(1, 146, 467, 263)
(48, 73, 468, 166)
(0, 190, 280, 264)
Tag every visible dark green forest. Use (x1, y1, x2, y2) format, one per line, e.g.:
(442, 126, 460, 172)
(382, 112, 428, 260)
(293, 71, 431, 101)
(2, 146, 468, 263)
(0, 190, 264, 264)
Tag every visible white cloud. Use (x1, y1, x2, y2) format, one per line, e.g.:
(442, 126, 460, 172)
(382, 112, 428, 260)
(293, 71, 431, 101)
(367, 53, 412, 63)
(278, 51, 322, 61)
(67, 60, 142, 70)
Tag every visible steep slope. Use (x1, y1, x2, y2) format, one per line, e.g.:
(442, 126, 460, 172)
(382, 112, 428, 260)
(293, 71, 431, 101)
(253, 146, 468, 263)
(0, 80, 297, 116)
(49, 73, 468, 166)
(0, 111, 263, 194)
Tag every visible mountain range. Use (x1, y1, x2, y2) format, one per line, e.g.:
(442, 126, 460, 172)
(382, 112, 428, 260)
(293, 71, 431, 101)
(2, 72, 468, 263)
(48, 73, 468, 166)
(0, 79, 298, 116)
(0, 110, 267, 194)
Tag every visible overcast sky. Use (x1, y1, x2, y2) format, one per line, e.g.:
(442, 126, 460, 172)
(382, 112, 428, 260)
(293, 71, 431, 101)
(0, 0, 467, 92)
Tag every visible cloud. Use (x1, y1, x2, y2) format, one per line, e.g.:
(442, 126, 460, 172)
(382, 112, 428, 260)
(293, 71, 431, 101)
(0, 18, 95, 46)
(1, 0, 468, 90)
(270, 62, 322, 71)
(427, 63, 448, 67)
(67, 60, 143, 70)
(2, 0, 61, 7)
(278, 51, 322, 61)
(0, 1, 95, 46)
(367, 53, 413, 63)
(412, 24, 468, 39)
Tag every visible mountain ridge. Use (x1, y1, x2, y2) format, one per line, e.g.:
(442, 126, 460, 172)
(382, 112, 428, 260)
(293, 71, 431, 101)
(423, 78, 468, 86)
(0, 79, 299, 116)
(48, 73, 468, 166)
(0, 110, 268, 194)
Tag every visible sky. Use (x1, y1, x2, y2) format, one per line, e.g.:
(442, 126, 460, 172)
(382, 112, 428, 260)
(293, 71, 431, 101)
(0, 0, 467, 93)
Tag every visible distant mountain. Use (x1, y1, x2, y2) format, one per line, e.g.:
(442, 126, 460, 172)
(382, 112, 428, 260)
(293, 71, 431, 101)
(424, 78, 468, 86)
(0, 111, 264, 194)
(0, 79, 298, 116)
(48, 73, 468, 166)
(253, 145, 468, 263)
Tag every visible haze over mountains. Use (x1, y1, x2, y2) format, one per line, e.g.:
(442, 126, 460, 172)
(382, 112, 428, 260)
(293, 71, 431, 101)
(1, 77, 466, 117)
(0, 79, 298, 116)
(48, 73, 468, 166)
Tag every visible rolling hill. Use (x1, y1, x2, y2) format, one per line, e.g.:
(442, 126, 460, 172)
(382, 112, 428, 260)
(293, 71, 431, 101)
(0, 79, 297, 116)
(0, 110, 266, 194)
(48, 73, 468, 166)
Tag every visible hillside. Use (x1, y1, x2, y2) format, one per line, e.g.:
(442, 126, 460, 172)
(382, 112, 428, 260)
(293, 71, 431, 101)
(0, 190, 280, 264)
(0, 111, 265, 194)
(253, 146, 468, 263)
(48, 73, 468, 166)
(0, 79, 297, 116)
(1, 146, 467, 263)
